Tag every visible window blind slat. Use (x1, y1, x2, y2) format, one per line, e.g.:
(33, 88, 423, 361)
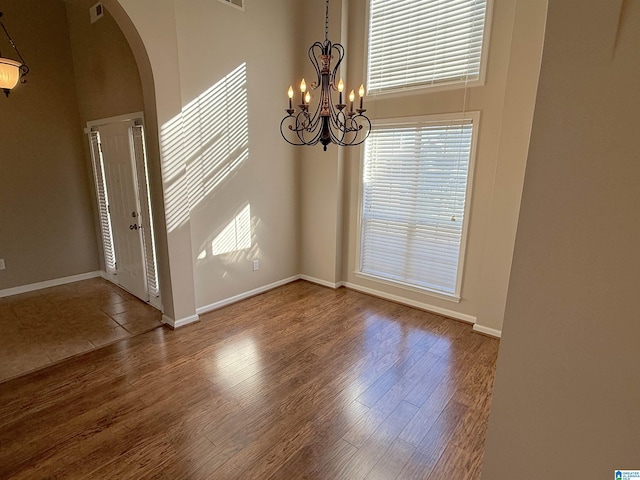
(367, 0, 488, 94)
(89, 131, 117, 274)
(131, 126, 160, 298)
(360, 118, 474, 295)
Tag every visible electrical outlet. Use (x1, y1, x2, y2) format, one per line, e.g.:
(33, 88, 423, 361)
(0, 259, 5, 270)
(252, 259, 259, 271)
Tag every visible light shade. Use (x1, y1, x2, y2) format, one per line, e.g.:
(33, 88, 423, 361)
(0, 57, 22, 91)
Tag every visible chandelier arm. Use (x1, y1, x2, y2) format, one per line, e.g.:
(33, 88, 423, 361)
(280, 117, 304, 146)
(308, 42, 324, 90)
(281, 111, 320, 146)
(328, 107, 345, 131)
(331, 112, 354, 146)
(329, 118, 347, 146)
(326, 110, 371, 147)
(296, 116, 318, 145)
(345, 114, 372, 146)
(306, 100, 323, 132)
(282, 103, 326, 146)
(329, 43, 345, 89)
(297, 117, 322, 145)
(306, 125, 324, 146)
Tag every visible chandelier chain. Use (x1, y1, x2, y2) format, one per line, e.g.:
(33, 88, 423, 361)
(325, 0, 329, 42)
(0, 21, 27, 66)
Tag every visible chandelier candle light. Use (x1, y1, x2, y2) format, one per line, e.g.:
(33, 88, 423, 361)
(280, 0, 371, 151)
(0, 10, 29, 97)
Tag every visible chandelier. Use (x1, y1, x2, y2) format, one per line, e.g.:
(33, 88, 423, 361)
(280, 0, 371, 151)
(0, 10, 29, 97)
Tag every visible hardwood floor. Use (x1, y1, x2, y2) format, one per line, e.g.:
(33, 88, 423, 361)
(0, 280, 499, 479)
(0, 278, 163, 382)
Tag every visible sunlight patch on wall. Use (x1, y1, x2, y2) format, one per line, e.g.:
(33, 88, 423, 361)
(161, 63, 249, 233)
(211, 204, 251, 256)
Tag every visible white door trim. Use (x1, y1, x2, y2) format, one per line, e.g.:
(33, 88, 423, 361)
(86, 113, 162, 310)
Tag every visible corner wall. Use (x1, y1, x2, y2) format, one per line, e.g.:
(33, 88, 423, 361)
(298, 0, 347, 287)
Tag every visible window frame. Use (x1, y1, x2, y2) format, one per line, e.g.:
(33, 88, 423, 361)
(363, 0, 493, 98)
(355, 112, 480, 302)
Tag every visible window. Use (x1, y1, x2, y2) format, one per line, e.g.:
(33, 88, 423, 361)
(359, 114, 478, 299)
(367, 0, 490, 94)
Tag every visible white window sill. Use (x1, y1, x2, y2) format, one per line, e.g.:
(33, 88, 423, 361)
(354, 271, 461, 304)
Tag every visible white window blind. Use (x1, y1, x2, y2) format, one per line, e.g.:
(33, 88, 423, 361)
(360, 116, 476, 297)
(88, 131, 116, 274)
(131, 125, 160, 298)
(367, 0, 488, 94)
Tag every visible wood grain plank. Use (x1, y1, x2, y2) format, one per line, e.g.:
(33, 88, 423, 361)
(0, 280, 498, 479)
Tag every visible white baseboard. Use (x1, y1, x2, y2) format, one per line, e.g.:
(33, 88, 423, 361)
(0, 271, 102, 298)
(343, 281, 477, 325)
(196, 275, 301, 316)
(100, 270, 115, 282)
(166, 274, 501, 338)
(473, 324, 502, 338)
(298, 275, 344, 289)
(162, 313, 200, 329)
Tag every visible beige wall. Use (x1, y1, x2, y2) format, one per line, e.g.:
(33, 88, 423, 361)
(116, 0, 300, 319)
(482, 0, 640, 477)
(298, 0, 547, 334)
(66, 0, 180, 318)
(97, 0, 177, 320)
(0, 1, 99, 290)
(65, 0, 145, 277)
(475, 0, 548, 332)
(175, 0, 300, 307)
(66, 0, 145, 124)
(116, 0, 198, 323)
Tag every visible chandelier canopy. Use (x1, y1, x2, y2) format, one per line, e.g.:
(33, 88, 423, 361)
(280, 0, 371, 151)
(0, 10, 29, 97)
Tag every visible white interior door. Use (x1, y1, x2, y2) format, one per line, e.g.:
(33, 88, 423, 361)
(97, 121, 148, 301)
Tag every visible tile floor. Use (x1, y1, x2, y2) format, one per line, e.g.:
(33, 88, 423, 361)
(0, 278, 163, 383)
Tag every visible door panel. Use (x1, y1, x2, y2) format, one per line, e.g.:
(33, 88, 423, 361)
(98, 121, 148, 301)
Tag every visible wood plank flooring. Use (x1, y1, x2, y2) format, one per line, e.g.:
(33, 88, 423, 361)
(0, 280, 499, 479)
